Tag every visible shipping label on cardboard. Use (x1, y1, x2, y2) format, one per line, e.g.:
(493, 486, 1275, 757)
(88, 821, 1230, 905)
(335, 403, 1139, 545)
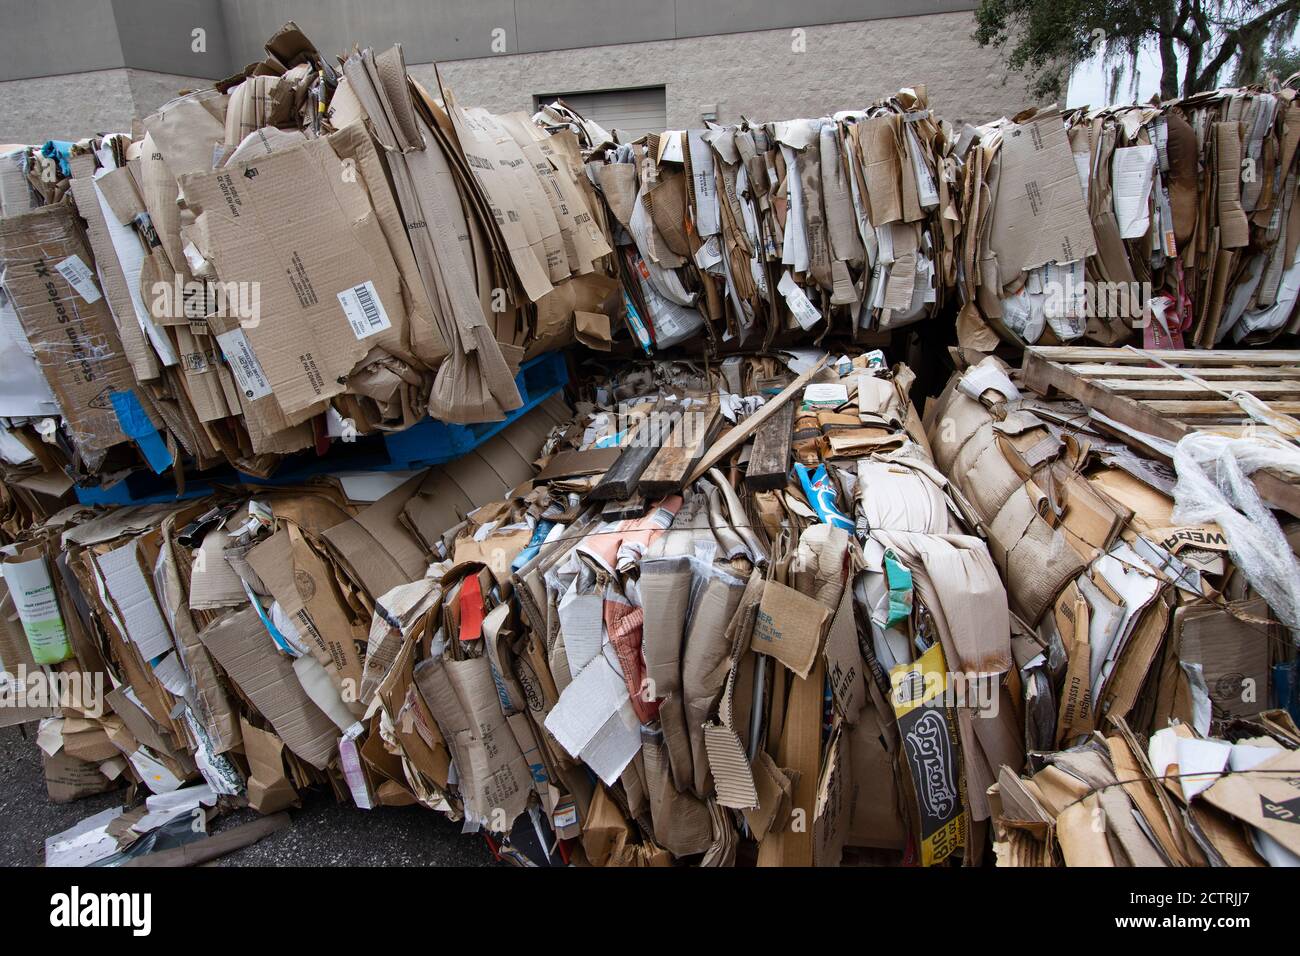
(890, 642, 967, 866)
(216, 328, 273, 401)
(54, 255, 103, 304)
(337, 280, 392, 340)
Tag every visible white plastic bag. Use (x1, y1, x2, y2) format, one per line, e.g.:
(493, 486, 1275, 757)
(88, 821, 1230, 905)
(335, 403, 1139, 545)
(1171, 432, 1300, 641)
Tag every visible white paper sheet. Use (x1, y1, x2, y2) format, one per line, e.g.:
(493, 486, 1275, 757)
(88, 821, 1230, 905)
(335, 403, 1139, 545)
(94, 541, 174, 662)
(1112, 144, 1157, 239)
(544, 651, 641, 784)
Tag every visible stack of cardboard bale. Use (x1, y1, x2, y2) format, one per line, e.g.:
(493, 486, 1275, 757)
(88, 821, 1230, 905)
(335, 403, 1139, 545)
(0, 23, 617, 497)
(4, 24, 1299, 505)
(2, 22, 1300, 869)
(6, 338, 1298, 867)
(581, 88, 956, 352)
(927, 352, 1300, 866)
(954, 90, 1300, 351)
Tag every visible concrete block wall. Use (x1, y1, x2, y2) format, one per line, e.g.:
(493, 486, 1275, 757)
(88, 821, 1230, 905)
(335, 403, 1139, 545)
(1, 12, 1035, 144)
(428, 13, 1035, 129)
(1, 69, 212, 144)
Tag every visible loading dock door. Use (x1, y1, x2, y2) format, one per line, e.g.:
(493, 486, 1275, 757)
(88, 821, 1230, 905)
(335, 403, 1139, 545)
(536, 86, 667, 142)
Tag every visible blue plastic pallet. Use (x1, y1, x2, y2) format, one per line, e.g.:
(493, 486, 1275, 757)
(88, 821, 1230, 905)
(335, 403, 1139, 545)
(75, 351, 568, 506)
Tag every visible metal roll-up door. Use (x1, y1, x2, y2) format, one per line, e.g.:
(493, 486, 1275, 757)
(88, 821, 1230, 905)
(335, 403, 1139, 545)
(535, 86, 667, 143)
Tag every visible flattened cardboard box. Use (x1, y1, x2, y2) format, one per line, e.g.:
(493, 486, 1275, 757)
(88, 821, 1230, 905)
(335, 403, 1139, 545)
(180, 136, 409, 416)
(1201, 748, 1300, 857)
(0, 203, 144, 465)
(247, 525, 365, 693)
(989, 109, 1097, 281)
(198, 607, 338, 770)
(1176, 599, 1272, 720)
(889, 642, 966, 866)
(324, 473, 429, 600)
(750, 579, 830, 679)
(43, 749, 116, 804)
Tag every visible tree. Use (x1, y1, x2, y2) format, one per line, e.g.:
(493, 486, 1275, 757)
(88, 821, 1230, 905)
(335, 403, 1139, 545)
(1242, 36, 1300, 82)
(974, 0, 1300, 103)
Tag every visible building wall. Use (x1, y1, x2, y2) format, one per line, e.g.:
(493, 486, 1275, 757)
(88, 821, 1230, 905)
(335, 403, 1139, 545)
(428, 12, 1032, 129)
(0, 69, 212, 144)
(214, 0, 979, 67)
(1, 70, 135, 144)
(1, 8, 1034, 143)
(0, 0, 982, 83)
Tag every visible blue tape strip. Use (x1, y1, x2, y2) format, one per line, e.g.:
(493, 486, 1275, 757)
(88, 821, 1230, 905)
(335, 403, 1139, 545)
(109, 390, 172, 474)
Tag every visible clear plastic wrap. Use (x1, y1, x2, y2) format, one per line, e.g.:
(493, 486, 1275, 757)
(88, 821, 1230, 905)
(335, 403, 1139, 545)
(1171, 431, 1300, 641)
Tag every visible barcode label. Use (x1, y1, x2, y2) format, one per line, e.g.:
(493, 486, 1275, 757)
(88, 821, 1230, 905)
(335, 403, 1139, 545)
(54, 255, 102, 304)
(215, 328, 272, 401)
(777, 270, 821, 330)
(337, 280, 391, 340)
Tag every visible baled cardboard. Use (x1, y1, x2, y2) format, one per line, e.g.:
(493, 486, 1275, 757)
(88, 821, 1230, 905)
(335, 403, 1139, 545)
(180, 135, 410, 416)
(988, 109, 1097, 282)
(198, 608, 338, 770)
(0, 202, 147, 467)
(751, 579, 832, 679)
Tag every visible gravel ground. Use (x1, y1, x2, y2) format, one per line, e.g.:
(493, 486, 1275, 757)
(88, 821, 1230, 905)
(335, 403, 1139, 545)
(0, 723, 496, 867)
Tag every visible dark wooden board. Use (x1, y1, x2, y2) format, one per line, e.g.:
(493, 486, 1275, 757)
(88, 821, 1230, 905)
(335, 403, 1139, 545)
(638, 397, 722, 497)
(745, 400, 795, 490)
(587, 401, 676, 502)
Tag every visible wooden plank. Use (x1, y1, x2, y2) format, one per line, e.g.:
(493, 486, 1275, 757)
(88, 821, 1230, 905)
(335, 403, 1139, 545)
(1029, 346, 1300, 366)
(1095, 379, 1299, 399)
(1128, 344, 1300, 441)
(587, 401, 675, 502)
(1022, 349, 1189, 443)
(638, 396, 722, 496)
(745, 400, 795, 490)
(1145, 401, 1300, 417)
(1255, 472, 1300, 519)
(1195, 425, 1298, 440)
(1067, 363, 1300, 381)
(601, 495, 647, 521)
(687, 356, 828, 485)
(1021, 349, 1300, 519)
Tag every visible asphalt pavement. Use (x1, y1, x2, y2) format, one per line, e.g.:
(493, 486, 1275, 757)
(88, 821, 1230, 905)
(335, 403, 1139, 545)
(0, 723, 496, 867)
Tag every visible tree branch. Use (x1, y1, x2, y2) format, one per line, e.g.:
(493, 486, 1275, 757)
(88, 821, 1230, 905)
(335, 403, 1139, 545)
(1159, 0, 1184, 98)
(1193, 0, 1300, 91)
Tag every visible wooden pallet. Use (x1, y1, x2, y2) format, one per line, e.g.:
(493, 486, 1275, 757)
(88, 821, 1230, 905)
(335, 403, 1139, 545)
(1020, 346, 1300, 518)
